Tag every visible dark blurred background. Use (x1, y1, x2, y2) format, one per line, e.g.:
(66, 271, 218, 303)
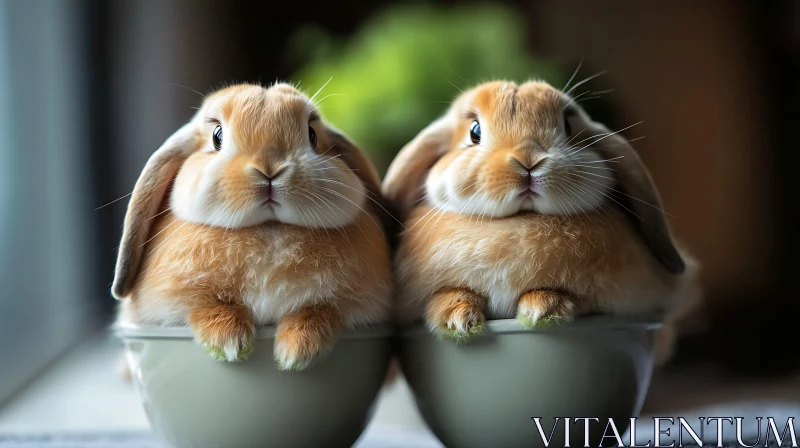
(0, 0, 797, 412)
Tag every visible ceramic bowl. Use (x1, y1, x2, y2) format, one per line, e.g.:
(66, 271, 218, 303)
(397, 316, 661, 448)
(118, 324, 391, 448)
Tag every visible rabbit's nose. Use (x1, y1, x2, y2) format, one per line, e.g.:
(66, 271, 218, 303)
(263, 164, 287, 181)
(512, 156, 546, 172)
(252, 164, 288, 183)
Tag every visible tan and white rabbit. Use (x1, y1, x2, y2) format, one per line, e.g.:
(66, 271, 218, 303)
(113, 83, 393, 371)
(383, 80, 699, 362)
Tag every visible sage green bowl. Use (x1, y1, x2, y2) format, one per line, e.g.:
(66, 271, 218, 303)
(398, 316, 662, 448)
(118, 324, 391, 448)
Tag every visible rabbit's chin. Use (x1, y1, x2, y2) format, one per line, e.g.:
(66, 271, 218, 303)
(169, 192, 366, 230)
(424, 187, 606, 219)
(514, 188, 606, 216)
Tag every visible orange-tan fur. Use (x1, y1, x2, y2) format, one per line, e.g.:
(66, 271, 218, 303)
(122, 211, 391, 328)
(395, 204, 698, 325)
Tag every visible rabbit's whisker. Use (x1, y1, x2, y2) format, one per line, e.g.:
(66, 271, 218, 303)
(567, 174, 643, 221)
(308, 153, 342, 167)
(292, 191, 314, 229)
(563, 129, 585, 146)
(318, 187, 374, 244)
(559, 176, 617, 229)
(439, 75, 464, 93)
(569, 172, 675, 218)
(314, 178, 405, 229)
(314, 93, 345, 107)
(557, 177, 623, 232)
(567, 164, 618, 172)
(172, 83, 205, 98)
(314, 144, 336, 159)
(299, 188, 348, 240)
(309, 77, 333, 103)
(567, 90, 594, 102)
(301, 188, 372, 265)
(565, 70, 609, 97)
(564, 122, 642, 158)
(94, 178, 173, 210)
(564, 89, 615, 109)
(564, 131, 614, 153)
(298, 191, 329, 231)
(183, 205, 229, 250)
(140, 201, 212, 248)
(146, 201, 216, 256)
(559, 178, 598, 214)
(318, 186, 378, 230)
(450, 70, 474, 90)
(146, 208, 172, 221)
(411, 178, 480, 236)
(579, 156, 624, 164)
(562, 58, 584, 92)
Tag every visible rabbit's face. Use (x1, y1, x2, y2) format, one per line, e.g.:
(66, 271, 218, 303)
(170, 84, 366, 229)
(426, 81, 614, 218)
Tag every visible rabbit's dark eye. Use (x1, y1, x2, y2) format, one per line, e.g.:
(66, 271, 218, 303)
(469, 120, 481, 144)
(563, 108, 575, 138)
(212, 125, 223, 151)
(308, 126, 317, 148)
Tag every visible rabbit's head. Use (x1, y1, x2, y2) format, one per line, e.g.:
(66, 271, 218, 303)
(112, 83, 383, 299)
(384, 80, 685, 274)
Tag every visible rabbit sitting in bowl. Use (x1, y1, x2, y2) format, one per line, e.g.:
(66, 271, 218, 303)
(112, 83, 393, 371)
(383, 80, 700, 362)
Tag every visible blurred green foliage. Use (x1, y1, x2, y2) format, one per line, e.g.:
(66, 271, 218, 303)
(291, 3, 562, 173)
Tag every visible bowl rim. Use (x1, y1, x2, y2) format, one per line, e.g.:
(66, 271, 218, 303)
(117, 314, 662, 340)
(116, 323, 394, 340)
(401, 314, 664, 337)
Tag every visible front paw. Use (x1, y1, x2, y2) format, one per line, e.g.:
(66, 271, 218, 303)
(190, 304, 255, 363)
(274, 304, 342, 372)
(516, 290, 578, 329)
(426, 288, 486, 342)
(203, 339, 254, 363)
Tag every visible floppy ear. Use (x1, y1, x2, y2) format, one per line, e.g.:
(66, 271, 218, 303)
(382, 117, 454, 220)
(586, 119, 686, 274)
(327, 127, 398, 237)
(111, 123, 201, 299)
(327, 127, 383, 199)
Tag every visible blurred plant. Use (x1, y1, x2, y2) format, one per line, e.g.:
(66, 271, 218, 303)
(291, 3, 562, 172)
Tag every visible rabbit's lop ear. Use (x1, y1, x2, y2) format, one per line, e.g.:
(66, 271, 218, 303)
(327, 127, 383, 199)
(327, 127, 396, 235)
(382, 117, 453, 220)
(586, 120, 685, 274)
(111, 123, 201, 299)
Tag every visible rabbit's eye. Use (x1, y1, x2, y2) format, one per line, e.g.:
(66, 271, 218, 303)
(308, 126, 317, 148)
(469, 120, 481, 144)
(563, 109, 575, 138)
(212, 125, 223, 151)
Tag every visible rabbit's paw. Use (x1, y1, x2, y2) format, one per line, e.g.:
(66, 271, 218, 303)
(203, 339, 254, 363)
(190, 304, 255, 363)
(516, 290, 577, 329)
(274, 304, 342, 372)
(426, 288, 486, 343)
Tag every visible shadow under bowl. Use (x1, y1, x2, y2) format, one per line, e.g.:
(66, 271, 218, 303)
(397, 316, 662, 448)
(118, 325, 391, 448)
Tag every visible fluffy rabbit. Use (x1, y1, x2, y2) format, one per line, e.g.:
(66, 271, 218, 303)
(383, 80, 699, 360)
(113, 83, 393, 371)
